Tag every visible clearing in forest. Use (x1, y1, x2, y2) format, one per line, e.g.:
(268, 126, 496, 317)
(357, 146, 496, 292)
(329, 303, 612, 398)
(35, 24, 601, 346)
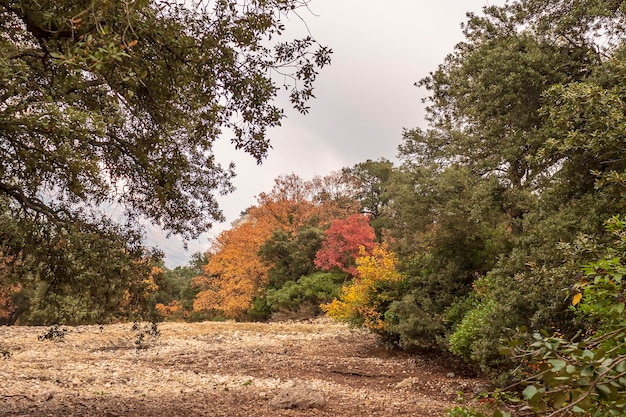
(0, 320, 486, 416)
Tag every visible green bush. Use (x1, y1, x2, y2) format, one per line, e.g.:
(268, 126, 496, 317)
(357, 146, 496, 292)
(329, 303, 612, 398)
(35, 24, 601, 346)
(449, 299, 496, 362)
(500, 216, 626, 416)
(446, 406, 511, 417)
(265, 272, 344, 315)
(246, 296, 272, 321)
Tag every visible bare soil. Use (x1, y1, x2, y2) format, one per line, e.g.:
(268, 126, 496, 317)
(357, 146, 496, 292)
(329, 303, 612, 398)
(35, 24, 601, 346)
(0, 320, 487, 416)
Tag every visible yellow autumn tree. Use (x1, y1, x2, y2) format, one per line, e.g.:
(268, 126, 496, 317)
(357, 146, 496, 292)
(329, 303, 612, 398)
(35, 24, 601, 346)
(322, 243, 405, 332)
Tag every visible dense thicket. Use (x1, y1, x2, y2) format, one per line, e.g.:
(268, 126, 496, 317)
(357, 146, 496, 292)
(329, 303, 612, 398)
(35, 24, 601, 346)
(382, 0, 626, 367)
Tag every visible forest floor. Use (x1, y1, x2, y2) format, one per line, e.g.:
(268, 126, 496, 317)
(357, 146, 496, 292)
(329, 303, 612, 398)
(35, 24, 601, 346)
(0, 319, 489, 417)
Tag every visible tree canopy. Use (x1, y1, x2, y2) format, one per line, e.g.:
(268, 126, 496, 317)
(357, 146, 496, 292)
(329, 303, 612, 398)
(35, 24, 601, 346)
(0, 0, 331, 239)
(0, 0, 330, 323)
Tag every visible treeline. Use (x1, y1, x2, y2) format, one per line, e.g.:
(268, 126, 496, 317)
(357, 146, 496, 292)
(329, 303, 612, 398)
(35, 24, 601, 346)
(154, 171, 385, 322)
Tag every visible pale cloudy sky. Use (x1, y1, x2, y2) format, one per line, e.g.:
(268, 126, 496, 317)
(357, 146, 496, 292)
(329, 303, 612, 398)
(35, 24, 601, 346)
(149, 0, 506, 267)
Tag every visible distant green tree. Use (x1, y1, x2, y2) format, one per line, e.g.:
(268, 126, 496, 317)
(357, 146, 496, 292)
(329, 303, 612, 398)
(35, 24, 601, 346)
(265, 271, 344, 317)
(258, 224, 325, 289)
(153, 252, 209, 321)
(342, 159, 394, 240)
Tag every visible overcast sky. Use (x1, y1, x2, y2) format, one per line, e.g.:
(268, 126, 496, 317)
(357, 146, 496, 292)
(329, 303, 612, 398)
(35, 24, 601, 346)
(149, 0, 506, 267)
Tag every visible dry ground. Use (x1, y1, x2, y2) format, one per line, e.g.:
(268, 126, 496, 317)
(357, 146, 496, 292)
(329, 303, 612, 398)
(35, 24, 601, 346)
(0, 320, 488, 416)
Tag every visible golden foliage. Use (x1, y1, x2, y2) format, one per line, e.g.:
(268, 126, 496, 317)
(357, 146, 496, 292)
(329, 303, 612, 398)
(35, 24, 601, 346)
(193, 213, 276, 319)
(156, 300, 183, 319)
(322, 244, 405, 332)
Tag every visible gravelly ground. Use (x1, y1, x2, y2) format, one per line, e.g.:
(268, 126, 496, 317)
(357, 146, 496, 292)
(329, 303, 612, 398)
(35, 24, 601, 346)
(0, 320, 487, 416)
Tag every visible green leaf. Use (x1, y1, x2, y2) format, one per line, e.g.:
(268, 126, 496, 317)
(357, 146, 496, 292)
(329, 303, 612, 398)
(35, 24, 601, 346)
(576, 377, 591, 387)
(522, 385, 543, 402)
(582, 350, 595, 360)
(548, 359, 567, 372)
(595, 383, 614, 399)
(581, 365, 595, 377)
(552, 391, 568, 409)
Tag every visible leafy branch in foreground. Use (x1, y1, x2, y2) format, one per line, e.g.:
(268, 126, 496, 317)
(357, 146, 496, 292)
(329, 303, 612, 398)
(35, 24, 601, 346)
(1, 0, 332, 239)
(499, 216, 626, 416)
(0, 0, 330, 323)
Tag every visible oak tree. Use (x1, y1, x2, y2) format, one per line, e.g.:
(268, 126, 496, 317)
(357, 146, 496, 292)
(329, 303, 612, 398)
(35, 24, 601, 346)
(0, 0, 330, 319)
(1, 0, 331, 238)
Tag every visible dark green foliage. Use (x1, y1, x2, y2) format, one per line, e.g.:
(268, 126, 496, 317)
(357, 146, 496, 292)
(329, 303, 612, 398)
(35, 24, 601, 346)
(246, 296, 273, 322)
(455, 187, 624, 374)
(342, 159, 394, 240)
(497, 216, 626, 416)
(0, 199, 162, 325)
(385, 164, 510, 351)
(253, 222, 332, 319)
(152, 267, 185, 308)
(177, 252, 210, 318)
(0, 0, 331, 239)
(258, 225, 324, 288)
(369, 0, 626, 386)
(0, 0, 330, 323)
(152, 257, 207, 309)
(265, 271, 344, 314)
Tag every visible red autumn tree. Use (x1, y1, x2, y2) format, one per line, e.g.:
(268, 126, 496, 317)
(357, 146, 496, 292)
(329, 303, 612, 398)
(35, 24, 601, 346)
(314, 214, 376, 276)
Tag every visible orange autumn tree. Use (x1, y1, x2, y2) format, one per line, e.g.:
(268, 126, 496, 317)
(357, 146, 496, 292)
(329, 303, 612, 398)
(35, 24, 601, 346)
(193, 173, 360, 319)
(254, 172, 359, 233)
(322, 243, 405, 333)
(193, 214, 277, 319)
